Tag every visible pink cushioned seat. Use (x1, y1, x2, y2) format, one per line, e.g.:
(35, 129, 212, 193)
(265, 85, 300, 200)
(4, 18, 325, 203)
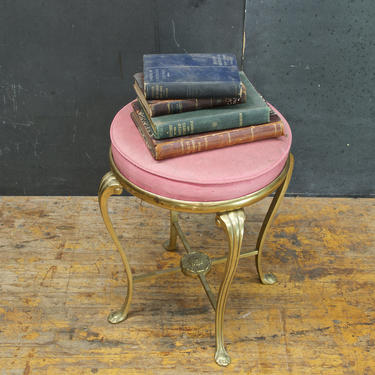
(110, 101, 292, 202)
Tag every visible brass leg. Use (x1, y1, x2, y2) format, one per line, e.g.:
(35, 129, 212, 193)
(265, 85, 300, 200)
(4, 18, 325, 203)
(214, 209, 246, 366)
(163, 210, 178, 251)
(98, 171, 133, 324)
(256, 154, 294, 284)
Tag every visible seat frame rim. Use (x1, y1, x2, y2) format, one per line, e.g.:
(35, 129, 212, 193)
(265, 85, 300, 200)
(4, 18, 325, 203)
(109, 149, 293, 214)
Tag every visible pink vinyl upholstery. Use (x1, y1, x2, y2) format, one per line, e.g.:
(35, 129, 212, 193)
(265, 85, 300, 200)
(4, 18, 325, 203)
(110, 101, 292, 202)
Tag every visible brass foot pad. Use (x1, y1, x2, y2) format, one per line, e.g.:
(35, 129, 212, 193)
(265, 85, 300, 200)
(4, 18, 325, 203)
(180, 252, 211, 277)
(163, 240, 177, 251)
(263, 273, 277, 285)
(108, 310, 127, 324)
(215, 348, 231, 366)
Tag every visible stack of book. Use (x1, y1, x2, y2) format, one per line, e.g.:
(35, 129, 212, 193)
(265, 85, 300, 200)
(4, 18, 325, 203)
(130, 53, 284, 160)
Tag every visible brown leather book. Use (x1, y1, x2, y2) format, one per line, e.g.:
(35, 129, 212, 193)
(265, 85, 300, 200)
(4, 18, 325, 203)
(131, 101, 285, 161)
(134, 73, 247, 117)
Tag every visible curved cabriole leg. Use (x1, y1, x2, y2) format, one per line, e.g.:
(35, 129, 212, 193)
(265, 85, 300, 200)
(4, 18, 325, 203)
(214, 209, 246, 367)
(256, 154, 295, 285)
(98, 171, 133, 324)
(163, 210, 178, 251)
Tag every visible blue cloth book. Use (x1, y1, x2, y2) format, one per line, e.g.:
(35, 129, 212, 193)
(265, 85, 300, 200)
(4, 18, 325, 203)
(143, 53, 241, 100)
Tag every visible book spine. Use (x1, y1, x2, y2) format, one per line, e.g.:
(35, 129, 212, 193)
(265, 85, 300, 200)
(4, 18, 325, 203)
(156, 122, 284, 160)
(144, 81, 241, 100)
(150, 100, 193, 117)
(152, 107, 270, 140)
(149, 92, 246, 117)
(130, 112, 158, 159)
(144, 53, 238, 68)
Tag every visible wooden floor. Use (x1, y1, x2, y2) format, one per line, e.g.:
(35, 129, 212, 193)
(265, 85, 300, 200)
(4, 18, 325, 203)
(0, 196, 374, 374)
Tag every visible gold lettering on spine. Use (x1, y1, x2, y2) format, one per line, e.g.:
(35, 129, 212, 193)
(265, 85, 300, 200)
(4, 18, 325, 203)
(190, 121, 194, 133)
(250, 126, 254, 141)
(195, 99, 198, 109)
(192, 140, 196, 152)
(239, 112, 243, 126)
(169, 125, 173, 137)
(167, 102, 171, 114)
(178, 123, 182, 136)
(182, 122, 186, 135)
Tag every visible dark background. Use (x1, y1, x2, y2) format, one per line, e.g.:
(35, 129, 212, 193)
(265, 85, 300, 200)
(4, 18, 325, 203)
(1, 0, 374, 196)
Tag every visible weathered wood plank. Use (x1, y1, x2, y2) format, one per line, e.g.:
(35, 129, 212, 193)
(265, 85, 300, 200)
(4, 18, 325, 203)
(0, 196, 374, 374)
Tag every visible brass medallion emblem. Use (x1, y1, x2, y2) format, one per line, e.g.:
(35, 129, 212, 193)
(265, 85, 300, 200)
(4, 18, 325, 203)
(180, 252, 211, 277)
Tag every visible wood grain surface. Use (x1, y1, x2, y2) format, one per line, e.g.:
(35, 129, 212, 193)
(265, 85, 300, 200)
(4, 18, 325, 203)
(0, 196, 374, 374)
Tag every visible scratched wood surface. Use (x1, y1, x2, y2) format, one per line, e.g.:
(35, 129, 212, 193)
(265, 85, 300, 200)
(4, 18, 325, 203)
(0, 196, 374, 374)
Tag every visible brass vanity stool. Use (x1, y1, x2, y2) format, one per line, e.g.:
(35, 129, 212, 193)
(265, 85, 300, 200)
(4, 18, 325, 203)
(98, 101, 293, 366)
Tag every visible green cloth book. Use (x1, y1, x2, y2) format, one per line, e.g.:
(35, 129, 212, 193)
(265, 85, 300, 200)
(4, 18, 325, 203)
(140, 71, 270, 140)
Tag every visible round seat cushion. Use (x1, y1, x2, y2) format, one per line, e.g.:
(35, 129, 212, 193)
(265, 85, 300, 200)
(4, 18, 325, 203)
(110, 101, 292, 202)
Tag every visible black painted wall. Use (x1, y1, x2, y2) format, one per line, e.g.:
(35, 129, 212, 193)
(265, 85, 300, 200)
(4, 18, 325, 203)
(0, 0, 374, 196)
(244, 0, 375, 197)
